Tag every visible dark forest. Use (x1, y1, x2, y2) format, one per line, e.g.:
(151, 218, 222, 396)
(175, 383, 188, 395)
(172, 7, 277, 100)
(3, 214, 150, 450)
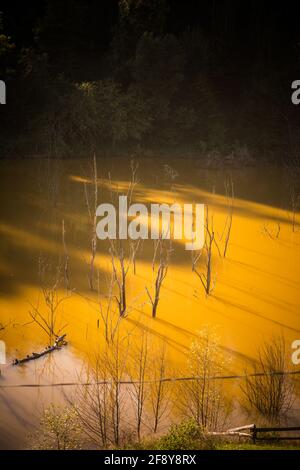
(0, 1, 300, 161)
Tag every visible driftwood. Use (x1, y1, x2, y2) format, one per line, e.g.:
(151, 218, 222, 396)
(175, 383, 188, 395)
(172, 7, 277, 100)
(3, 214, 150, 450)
(207, 424, 254, 439)
(12, 335, 67, 365)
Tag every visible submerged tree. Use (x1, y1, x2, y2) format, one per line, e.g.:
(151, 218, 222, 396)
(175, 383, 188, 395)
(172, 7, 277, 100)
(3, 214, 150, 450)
(61, 219, 70, 291)
(109, 240, 130, 317)
(84, 154, 99, 291)
(191, 209, 219, 296)
(107, 161, 141, 317)
(146, 238, 170, 318)
(96, 269, 122, 344)
(221, 175, 234, 258)
(285, 156, 300, 232)
(29, 257, 70, 343)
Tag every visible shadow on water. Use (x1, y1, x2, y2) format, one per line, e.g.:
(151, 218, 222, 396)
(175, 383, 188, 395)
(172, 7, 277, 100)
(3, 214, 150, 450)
(0, 157, 298, 298)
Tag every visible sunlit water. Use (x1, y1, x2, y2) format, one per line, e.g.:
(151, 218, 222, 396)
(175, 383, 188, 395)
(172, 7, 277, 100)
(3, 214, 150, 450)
(0, 157, 300, 448)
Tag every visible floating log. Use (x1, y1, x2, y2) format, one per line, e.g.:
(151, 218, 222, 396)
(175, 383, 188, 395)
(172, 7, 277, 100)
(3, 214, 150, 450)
(12, 335, 67, 365)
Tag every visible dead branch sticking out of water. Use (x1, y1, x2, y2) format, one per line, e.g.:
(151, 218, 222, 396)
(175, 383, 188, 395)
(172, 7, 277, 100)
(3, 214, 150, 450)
(62, 219, 70, 290)
(191, 208, 217, 296)
(84, 154, 98, 291)
(222, 176, 234, 257)
(12, 334, 67, 366)
(146, 238, 170, 318)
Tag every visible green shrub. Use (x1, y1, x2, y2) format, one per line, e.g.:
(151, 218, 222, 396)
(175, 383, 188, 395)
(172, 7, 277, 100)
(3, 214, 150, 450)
(28, 404, 82, 450)
(157, 420, 216, 450)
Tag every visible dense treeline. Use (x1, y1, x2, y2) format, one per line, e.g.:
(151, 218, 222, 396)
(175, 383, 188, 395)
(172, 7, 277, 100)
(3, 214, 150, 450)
(0, 0, 299, 161)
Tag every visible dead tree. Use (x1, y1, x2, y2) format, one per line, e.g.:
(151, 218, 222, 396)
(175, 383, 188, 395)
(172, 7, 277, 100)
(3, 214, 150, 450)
(130, 239, 141, 276)
(62, 219, 70, 291)
(107, 161, 141, 316)
(288, 173, 300, 232)
(128, 333, 149, 442)
(97, 269, 122, 344)
(75, 353, 112, 449)
(150, 343, 170, 433)
(146, 238, 170, 318)
(107, 337, 128, 446)
(262, 220, 281, 239)
(127, 159, 139, 205)
(240, 336, 295, 423)
(73, 337, 128, 448)
(84, 154, 98, 291)
(109, 241, 130, 317)
(29, 258, 70, 343)
(221, 176, 234, 258)
(128, 159, 140, 275)
(29, 284, 69, 344)
(192, 209, 217, 295)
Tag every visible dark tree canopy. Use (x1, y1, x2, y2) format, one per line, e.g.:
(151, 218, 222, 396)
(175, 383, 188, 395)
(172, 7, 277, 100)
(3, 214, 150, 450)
(0, 1, 299, 159)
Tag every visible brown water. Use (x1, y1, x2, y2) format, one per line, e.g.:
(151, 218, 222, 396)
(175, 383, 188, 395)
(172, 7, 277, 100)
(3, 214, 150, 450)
(0, 157, 300, 448)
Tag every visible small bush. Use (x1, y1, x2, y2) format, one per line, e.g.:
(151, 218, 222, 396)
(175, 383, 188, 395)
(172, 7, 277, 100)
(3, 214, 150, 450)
(28, 404, 82, 450)
(157, 420, 216, 450)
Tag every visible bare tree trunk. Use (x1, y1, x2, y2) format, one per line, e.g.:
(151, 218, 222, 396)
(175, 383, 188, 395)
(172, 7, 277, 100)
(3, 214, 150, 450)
(150, 343, 170, 433)
(62, 219, 70, 291)
(128, 333, 149, 441)
(77, 337, 128, 448)
(222, 176, 234, 258)
(240, 335, 295, 423)
(84, 154, 98, 291)
(110, 242, 129, 317)
(192, 208, 217, 296)
(29, 258, 70, 343)
(107, 160, 141, 316)
(97, 269, 122, 345)
(146, 239, 170, 318)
